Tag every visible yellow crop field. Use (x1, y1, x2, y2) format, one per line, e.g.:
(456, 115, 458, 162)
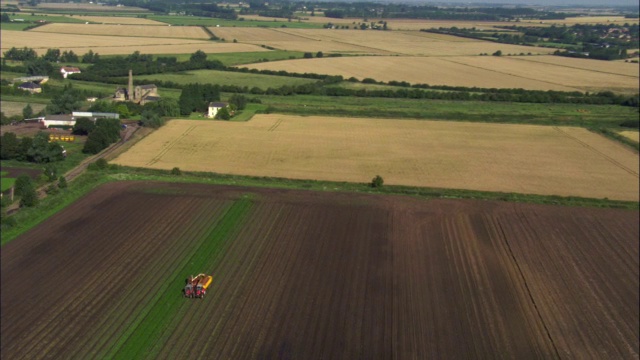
(31, 23, 209, 39)
(446, 56, 640, 93)
(73, 16, 166, 25)
(0, 30, 267, 56)
(34, 2, 147, 11)
(211, 27, 555, 56)
(241, 56, 571, 91)
(510, 55, 639, 77)
(112, 116, 640, 201)
(619, 131, 639, 143)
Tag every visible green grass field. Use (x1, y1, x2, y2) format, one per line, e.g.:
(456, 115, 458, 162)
(258, 95, 640, 127)
(0, 171, 16, 192)
(149, 15, 323, 28)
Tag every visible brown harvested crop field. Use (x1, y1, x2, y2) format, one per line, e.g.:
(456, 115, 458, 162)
(242, 55, 639, 92)
(1, 181, 638, 358)
(0, 30, 267, 56)
(31, 23, 210, 39)
(211, 27, 555, 56)
(112, 116, 640, 201)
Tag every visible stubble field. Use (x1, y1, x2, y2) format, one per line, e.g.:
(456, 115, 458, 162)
(242, 55, 640, 92)
(211, 27, 556, 56)
(73, 15, 166, 25)
(31, 23, 210, 39)
(0, 30, 267, 56)
(112, 116, 640, 201)
(1, 181, 637, 359)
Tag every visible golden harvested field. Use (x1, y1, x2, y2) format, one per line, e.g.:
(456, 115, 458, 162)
(510, 55, 640, 77)
(619, 131, 639, 143)
(31, 23, 209, 39)
(73, 16, 166, 25)
(243, 55, 640, 92)
(242, 15, 637, 29)
(112, 116, 640, 201)
(210, 27, 555, 56)
(0, 30, 266, 56)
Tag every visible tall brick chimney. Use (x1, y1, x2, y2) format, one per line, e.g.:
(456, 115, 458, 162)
(128, 69, 133, 101)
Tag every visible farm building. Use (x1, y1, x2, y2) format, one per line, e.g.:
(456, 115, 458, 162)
(60, 66, 81, 78)
(12, 75, 49, 85)
(113, 70, 160, 105)
(207, 102, 228, 118)
(28, 112, 119, 129)
(18, 82, 42, 94)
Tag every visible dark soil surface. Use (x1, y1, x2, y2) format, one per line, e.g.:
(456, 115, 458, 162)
(1, 182, 638, 359)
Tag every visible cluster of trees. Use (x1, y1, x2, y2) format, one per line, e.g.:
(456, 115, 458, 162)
(179, 83, 221, 115)
(319, 4, 575, 21)
(81, 118, 121, 154)
(73, 50, 224, 81)
(0, 132, 65, 163)
(425, 23, 638, 61)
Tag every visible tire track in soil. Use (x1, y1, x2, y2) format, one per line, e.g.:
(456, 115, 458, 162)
(104, 198, 246, 359)
(553, 126, 639, 178)
(72, 198, 228, 359)
(2, 193, 157, 357)
(145, 125, 197, 166)
(4, 190, 223, 359)
(154, 203, 285, 359)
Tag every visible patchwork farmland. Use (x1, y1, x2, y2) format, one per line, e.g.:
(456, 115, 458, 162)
(112, 116, 640, 201)
(1, 182, 637, 359)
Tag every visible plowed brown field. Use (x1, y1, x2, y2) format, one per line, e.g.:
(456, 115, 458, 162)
(1, 182, 638, 358)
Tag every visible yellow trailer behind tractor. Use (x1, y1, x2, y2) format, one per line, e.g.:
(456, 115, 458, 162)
(194, 274, 213, 299)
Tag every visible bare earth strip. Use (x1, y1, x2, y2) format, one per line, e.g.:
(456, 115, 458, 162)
(241, 56, 583, 91)
(0, 30, 267, 56)
(31, 23, 210, 39)
(1, 182, 637, 358)
(112, 116, 640, 201)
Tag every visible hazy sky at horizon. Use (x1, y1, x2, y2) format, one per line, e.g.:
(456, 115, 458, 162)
(332, 0, 639, 8)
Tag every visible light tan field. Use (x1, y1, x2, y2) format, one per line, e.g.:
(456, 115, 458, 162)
(210, 27, 555, 56)
(619, 131, 639, 143)
(0, 30, 267, 56)
(34, 2, 147, 11)
(242, 55, 636, 92)
(242, 14, 638, 29)
(31, 23, 209, 39)
(0, 101, 46, 116)
(72, 16, 165, 25)
(112, 116, 640, 201)
(509, 55, 640, 77)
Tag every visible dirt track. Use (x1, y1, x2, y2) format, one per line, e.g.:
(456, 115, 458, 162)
(1, 182, 638, 358)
